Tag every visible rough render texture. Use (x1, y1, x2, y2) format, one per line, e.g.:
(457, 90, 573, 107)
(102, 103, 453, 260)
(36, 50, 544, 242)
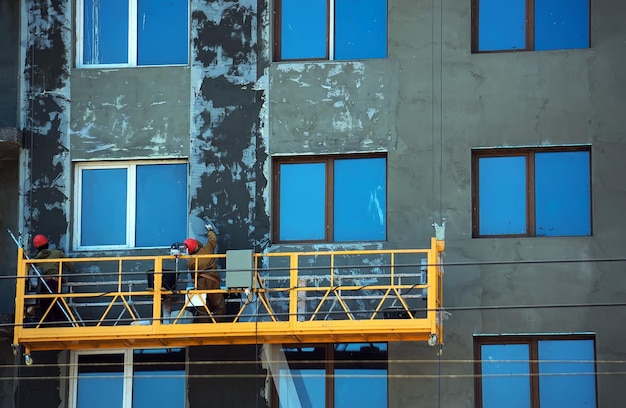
(188, 0, 268, 253)
(15, 0, 271, 406)
(269, 59, 399, 154)
(70, 67, 191, 159)
(9, 0, 626, 407)
(22, 0, 72, 250)
(0, 0, 19, 128)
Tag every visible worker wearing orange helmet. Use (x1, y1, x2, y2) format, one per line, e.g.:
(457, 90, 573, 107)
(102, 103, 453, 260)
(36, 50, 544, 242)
(184, 221, 225, 321)
(32, 234, 72, 323)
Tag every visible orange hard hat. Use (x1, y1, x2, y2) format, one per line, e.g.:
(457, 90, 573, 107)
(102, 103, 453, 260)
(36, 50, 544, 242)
(33, 234, 48, 249)
(183, 238, 198, 254)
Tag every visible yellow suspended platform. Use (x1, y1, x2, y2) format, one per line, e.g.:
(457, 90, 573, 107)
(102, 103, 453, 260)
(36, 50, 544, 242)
(13, 237, 444, 360)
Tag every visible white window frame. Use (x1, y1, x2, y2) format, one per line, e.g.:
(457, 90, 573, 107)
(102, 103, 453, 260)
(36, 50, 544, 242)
(75, 0, 190, 68)
(69, 348, 186, 408)
(73, 159, 188, 251)
(69, 350, 133, 408)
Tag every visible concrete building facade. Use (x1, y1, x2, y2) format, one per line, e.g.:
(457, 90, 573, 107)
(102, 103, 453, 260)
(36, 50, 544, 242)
(0, 0, 624, 406)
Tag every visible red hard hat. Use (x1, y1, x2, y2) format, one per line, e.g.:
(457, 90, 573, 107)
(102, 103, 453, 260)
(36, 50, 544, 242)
(33, 234, 48, 249)
(183, 238, 198, 254)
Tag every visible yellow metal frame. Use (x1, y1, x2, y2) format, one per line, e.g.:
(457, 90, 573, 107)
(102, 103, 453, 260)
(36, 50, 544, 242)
(13, 238, 444, 355)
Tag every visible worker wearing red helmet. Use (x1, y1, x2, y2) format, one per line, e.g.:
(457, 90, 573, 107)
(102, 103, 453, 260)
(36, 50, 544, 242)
(184, 221, 225, 322)
(32, 234, 72, 323)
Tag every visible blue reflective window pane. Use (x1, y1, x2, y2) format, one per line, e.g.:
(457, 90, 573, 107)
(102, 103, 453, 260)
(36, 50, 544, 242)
(77, 372, 124, 408)
(279, 163, 326, 241)
(535, 0, 589, 50)
(83, 0, 128, 64)
(335, 369, 387, 408)
(278, 368, 325, 408)
(133, 371, 185, 408)
(334, 158, 386, 241)
(538, 340, 596, 408)
(481, 344, 531, 408)
(478, 156, 527, 235)
(281, 0, 327, 59)
(81, 168, 127, 246)
(478, 0, 526, 51)
(335, 0, 387, 60)
(136, 164, 187, 247)
(137, 0, 188, 65)
(535, 151, 590, 236)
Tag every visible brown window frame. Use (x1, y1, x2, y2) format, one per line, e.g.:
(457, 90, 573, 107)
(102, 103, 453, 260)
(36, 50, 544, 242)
(272, 0, 388, 62)
(272, 0, 331, 62)
(272, 153, 387, 244)
(270, 343, 388, 408)
(471, 0, 591, 53)
(471, 146, 592, 238)
(473, 334, 598, 408)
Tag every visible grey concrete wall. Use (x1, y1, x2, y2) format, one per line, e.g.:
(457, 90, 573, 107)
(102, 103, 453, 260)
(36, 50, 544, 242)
(0, 158, 19, 314)
(70, 67, 191, 159)
(21, 0, 72, 251)
(188, 0, 268, 253)
(267, 1, 626, 407)
(0, 0, 21, 317)
(6, 0, 626, 407)
(0, 0, 19, 128)
(12, 0, 271, 406)
(269, 59, 399, 154)
(0, 338, 17, 408)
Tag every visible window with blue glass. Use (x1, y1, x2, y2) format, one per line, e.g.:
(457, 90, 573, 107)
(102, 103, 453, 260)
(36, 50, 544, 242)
(472, 0, 590, 52)
(472, 147, 591, 238)
(474, 335, 597, 408)
(274, 0, 387, 61)
(273, 155, 387, 243)
(77, 0, 189, 67)
(271, 343, 387, 408)
(74, 161, 188, 250)
(71, 349, 185, 408)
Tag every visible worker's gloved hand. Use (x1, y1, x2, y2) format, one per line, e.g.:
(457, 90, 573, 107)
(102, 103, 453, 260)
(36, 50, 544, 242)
(205, 219, 219, 235)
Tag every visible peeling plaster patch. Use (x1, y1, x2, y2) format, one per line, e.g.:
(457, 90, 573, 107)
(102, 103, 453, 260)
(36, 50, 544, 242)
(332, 110, 354, 133)
(190, 1, 269, 252)
(192, 1, 258, 83)
(84, 144, 118, 154)
(101, 95, 129, 110)
(327, 64, 344, 77)
(24, 0, 72, 250)
(276, 63, 306, 74)
(82, 103, 95, 122)
(150, 130, 167, 145)
(289, 75, 311, 88)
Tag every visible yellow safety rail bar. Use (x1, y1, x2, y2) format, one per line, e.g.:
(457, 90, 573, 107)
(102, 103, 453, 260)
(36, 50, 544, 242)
(13, 237, 444, 362)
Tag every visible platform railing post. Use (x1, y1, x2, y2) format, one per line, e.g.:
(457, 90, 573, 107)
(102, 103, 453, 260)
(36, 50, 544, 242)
(289, 254, 298, 325)
(153, 257, 163, 326)
(14, 248, 26, 342)
(427, 237, 439, 340)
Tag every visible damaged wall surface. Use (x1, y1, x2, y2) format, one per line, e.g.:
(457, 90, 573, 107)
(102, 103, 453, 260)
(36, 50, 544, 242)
(5, 0, 626, 407)
(0, 0, 21, 316)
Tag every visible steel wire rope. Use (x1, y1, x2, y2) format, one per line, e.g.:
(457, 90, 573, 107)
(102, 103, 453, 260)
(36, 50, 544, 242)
(5, 298, 626, 331)
(437, 2, 444, 404)
(7, 254, 626, 284)
(2, 367, 626, 382)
